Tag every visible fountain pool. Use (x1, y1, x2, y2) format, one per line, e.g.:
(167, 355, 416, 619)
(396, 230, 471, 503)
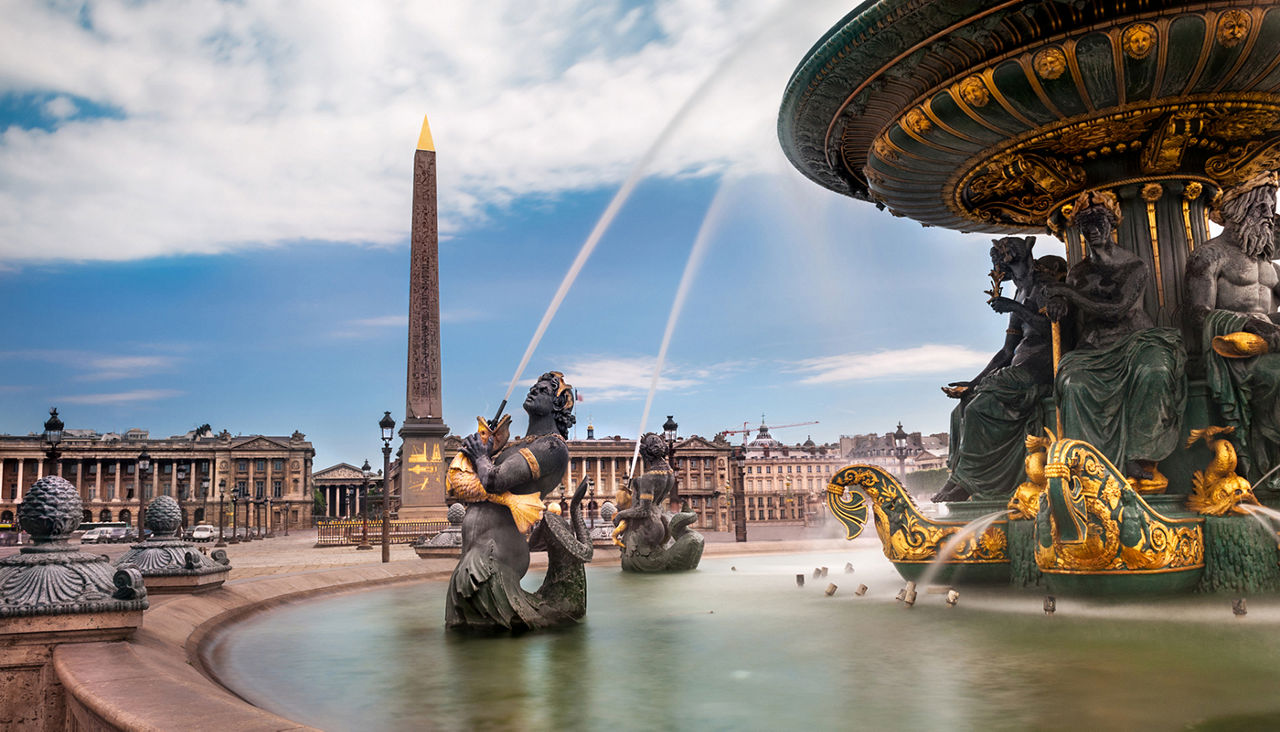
(209, 547, 1280, 731)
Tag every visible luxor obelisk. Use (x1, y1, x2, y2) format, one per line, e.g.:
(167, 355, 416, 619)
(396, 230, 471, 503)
(399, 116, 450, 520)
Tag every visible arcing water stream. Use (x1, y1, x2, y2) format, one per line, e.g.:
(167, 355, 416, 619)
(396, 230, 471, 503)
(915, 510, 1009, 589)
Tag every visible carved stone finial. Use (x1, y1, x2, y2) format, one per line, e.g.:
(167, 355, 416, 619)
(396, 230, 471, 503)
(447, 503, 466, 525)
(0, 477, 149, 617)
(145, 495, 183, 538)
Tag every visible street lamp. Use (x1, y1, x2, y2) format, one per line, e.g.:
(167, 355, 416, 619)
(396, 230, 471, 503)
(216, 479, 227, 547)
(136, 449, 150, 540)
(229, 485, 240, 544)
(893, 422, 909, 480)
(662, 415, 680, 511)
(43, 407, 64, 479)
(241, 484, 254, 542)
(265, 496, 274, 538)
(380, 411, 395, 564)
(357, 460, 372, 551)
(733, 447, 748, 543)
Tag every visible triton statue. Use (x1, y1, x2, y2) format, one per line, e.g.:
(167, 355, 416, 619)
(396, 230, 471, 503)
(611, 433, 704, 572)
(1044, 191, 1186, 489)
(1184, 172, 1280, 485)
(933, 236, 1064, 502)
(445, 371, 594, 632)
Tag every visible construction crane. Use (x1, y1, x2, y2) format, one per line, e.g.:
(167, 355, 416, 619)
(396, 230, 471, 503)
(717, 416, 820, 446)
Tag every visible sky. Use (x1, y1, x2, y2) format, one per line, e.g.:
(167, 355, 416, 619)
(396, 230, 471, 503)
(0, 0, 1066, 468)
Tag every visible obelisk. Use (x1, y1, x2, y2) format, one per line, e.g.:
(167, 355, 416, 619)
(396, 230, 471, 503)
(399, 116, 450, 520)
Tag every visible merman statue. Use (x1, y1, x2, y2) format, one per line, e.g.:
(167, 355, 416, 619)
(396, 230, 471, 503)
(611, 433, 704, 572)
(445, 371, 594, 633)
(1044, 190, 1186, 490)
(932, 236, 1065, 502)
(1184, 172, 1280, 486)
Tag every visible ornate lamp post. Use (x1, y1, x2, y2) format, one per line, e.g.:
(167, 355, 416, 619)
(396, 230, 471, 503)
(357, 460, 373, 550)
(380, 411, 395, 564)
(229, 486, 240, 544)
(199, 477, 210, 526)
(265, 496, 274, 538)
(732, 447, 748, 543)
(662, 415, 680, 511)
(893, 422, 909, 480)
(42, 407, 64, 469)
(216, 479, 227, 547)
(136, 449, 150, 540)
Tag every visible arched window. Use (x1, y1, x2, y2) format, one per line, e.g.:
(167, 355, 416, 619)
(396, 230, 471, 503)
(99, 508, 112, 522)
(82, 509, 92, 523)
(194, 507, 206, 524)
(119, 509, 132, 524)
(1, 510, 12, 523)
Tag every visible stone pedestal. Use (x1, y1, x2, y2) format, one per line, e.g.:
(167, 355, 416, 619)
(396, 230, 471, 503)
(0, 475, 148, 730)
(413, 502, 463, 557)
(400, 421, 450, 520)
(115, 495, 231, 594)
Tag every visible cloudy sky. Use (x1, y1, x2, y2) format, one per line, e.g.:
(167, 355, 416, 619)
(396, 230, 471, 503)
(0, 0, 1055, 466)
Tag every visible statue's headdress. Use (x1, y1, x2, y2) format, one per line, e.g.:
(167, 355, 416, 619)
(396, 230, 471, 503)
(990, 235, 1035, 266)
(1065, 189, 1122, 227)
(536, 371, 576, 438)
(1210, 170, 1279, 224)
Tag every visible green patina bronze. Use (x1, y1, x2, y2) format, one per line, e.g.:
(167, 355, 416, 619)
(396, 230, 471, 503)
(783, 0, 1280, 595)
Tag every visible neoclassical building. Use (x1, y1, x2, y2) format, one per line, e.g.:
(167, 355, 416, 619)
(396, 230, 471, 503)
(312, 462, 387, 519)
(839, 429, 950, 479)
(739, 423, 846, 525)
(0, 426, 315, 531)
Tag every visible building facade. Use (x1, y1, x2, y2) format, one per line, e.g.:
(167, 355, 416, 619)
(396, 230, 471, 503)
(313, 462, 388, 519)
(739, 424, 847, 525)
(839, 430, 949, 479)
(0, 426, 315, 531)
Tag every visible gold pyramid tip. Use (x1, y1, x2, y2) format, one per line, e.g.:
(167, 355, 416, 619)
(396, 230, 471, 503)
(417, 115, 434, 152)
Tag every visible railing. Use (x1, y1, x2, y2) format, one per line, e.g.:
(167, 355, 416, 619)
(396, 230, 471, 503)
(315, 520, 450, 546)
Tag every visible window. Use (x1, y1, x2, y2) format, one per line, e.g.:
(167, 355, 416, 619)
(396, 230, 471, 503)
(787, 466, 792, 473)
(749, 510, 756, 520)
(88, 463, 97, 475)
(807, 466, 813, 473)
(126, 463, 135, 475)
(163, 463, 172, 474)
(236, 481, 247, 496)
(273, 480, 282, 498)
(237, 460, 248, 472)
(107, 463, 116, 475)
(256, 459, 266, 471)
(255, 481, 265, 499)
(765, 466, 771, 474)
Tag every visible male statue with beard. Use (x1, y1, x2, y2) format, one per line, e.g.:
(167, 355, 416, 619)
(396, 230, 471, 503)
(1185, 172, 1280, 485)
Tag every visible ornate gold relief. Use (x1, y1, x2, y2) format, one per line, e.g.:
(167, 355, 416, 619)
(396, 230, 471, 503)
(903, 107, 932, 135)
(1184, 181, 1203, 200)
(829, 465, 1007, 564)
(957, 76, 990, 108)
(963, 152, 1084, 226)
(1036, 438, 1204, 574)
(1185, 427, 1260, 516)
(1122, 23, 1157, 60)
(1033, 47, 1067, 80)
(1008, 433, 1052, 520)
(1205, 135, 1280, 187)
(1216, 9, 1251, 49)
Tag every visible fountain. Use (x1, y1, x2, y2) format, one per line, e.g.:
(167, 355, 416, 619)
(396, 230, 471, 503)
(781, 0, 1280, 596)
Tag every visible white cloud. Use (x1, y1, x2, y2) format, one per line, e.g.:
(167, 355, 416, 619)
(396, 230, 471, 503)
(789, 345, 992, 385)
(0, 349, 182, 381)
(42, 95, 77, 119)
(545, 355, 736, 402)
(0, 0, 848, 262)
(58, 389, 184, 405)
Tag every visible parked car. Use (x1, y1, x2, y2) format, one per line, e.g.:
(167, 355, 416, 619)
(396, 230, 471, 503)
(190, 524, 217, 542)
(80, 527, 108, 544)
(101, 527, 132, 544)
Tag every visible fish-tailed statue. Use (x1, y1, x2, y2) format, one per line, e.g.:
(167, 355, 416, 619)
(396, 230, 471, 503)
(1185, 426, 1259, 516)
(1184, 172, 1280, 487)
(445, 371, 594, 633)
(933, 236, 1066, 502)
(1044, 190, 1187, 491)
(612, 433, 704, 572)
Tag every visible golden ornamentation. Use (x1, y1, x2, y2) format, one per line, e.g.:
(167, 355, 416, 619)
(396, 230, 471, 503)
(1036, 438, 1203, 574)
(870, 136, 900, 164)
(1008, 432, 1052, 520)
(1033, 47, 1067, 80)
(1183, 198, 1196, 252)
(1184, 182, 1203, 200)
(957, 76, 990, 108)
(1127, 462, 1168, 495)
(1185, 426, 1260, 516)
(1142, 112, 1204, 174)
(519, 447, 540, 480)
(1143, 184, 1165, 308)
(1211, 331, 1269, 358)
(964, 153, 1084, 226)
(1205, 136, 1280, 188)
(903, 107, 932, 135)
(828, 465, 1007, 563)
(1122, 23, 1157, 60)
(1216, 9, 1251, 49)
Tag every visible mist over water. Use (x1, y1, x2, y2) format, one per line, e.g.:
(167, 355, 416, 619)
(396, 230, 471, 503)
(213, 548, 1280, 731)
(917, 510, 1008, 588)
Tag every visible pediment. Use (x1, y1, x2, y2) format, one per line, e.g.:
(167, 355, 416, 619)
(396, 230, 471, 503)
(234, 436, 291, 451)
(314, 462, 366, 480)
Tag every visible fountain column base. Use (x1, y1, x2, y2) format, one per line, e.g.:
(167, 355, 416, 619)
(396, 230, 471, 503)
(1197, 515, 1280, 594)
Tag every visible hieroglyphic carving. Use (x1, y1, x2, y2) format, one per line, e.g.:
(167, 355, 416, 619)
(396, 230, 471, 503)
(407, 147, 444, 423)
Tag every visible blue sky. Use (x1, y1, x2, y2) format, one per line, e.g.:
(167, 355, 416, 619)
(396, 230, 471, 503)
(0, 0, 1068, 466)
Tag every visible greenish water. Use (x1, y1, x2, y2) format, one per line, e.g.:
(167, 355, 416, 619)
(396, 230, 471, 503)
(211, 547, 1280, 731)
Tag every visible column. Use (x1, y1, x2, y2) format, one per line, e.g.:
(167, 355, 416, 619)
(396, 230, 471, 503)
(248, 459, 255, 500)
(95, 459, 103, 501)
(169, 461, 177, 497)
(113, 462, 121, 504)
(594, 459, 601, 497)
(15, 460, 24, 502)
(36, 458, 43, 480)
(610, 458, 617, 497)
